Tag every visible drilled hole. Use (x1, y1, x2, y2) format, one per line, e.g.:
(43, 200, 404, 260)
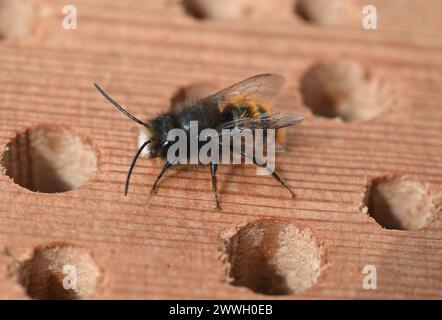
(16, 243, 100, 300)
(0, 0, 36, 40)
(1, 126, 98, 193)
(170, 83, 219, 108)
(223, 219, 323, 295)
(300, 61, 392, 122)
(295, 0, 355, 26)
(364, 176, 437, 230)
(183, 0, 248, 20)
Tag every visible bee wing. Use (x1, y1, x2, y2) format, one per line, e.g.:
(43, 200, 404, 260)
(204, 74, 286, 105)
(216, 112, 304, 132)
(216, 112, 303, 152)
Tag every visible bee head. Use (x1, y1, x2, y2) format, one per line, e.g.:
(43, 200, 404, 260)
(139, 114, 176, 158)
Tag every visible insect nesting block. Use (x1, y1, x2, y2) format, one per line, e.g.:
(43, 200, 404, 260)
(0, 0, 441, 299)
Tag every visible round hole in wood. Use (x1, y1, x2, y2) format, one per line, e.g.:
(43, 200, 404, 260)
(183, 0, 248, 20)
(17, 243, 101, 300)
(0, 0, 36, 40)
(1, 126, 98, 193)
(300, 61, 392, 122)
(364, 176, 437, 230)
(223, 219, 323, 295)
(295, 0, 355, 26)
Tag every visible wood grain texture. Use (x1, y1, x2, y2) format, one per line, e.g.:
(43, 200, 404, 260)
(0, 0, 441, 299)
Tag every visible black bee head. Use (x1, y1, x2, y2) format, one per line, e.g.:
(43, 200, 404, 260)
(144, 114, 176, 157)
(153, 114, 176, 142)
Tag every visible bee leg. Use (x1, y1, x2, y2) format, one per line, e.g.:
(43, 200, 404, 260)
(242, 152, 296, 199)
(210, 163, 221, 210)
(270, 170, 296, 199)
(150, 161, 173, 195)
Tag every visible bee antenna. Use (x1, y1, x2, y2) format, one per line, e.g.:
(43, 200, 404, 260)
(94, 83, 149, 127)
(125, 140, 151, 196)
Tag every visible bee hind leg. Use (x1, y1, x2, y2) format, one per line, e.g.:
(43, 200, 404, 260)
(242, 151, 296, 199)
(150, 161, 173, 195)
(210, 163, 222, 210)
(270, 170, 296, 199)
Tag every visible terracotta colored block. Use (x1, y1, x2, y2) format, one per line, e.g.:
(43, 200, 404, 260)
(0, 0, 440, 299)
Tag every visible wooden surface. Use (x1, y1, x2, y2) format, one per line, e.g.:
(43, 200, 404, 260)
(0, 0, 441, 299)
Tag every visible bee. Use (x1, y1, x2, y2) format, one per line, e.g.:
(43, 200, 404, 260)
(95, 74, 303, 209)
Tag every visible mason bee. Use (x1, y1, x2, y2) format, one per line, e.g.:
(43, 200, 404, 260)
(95, 74, 303, 209)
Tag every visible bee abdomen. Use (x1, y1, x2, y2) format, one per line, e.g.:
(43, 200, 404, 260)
(222, 99, 271, 123)
(221, 99, 285, 144)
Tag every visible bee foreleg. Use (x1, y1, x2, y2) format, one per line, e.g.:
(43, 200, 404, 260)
(210, 163, 221, 210)
(242, 151, 296, 199)
(150, 161, 173, 195)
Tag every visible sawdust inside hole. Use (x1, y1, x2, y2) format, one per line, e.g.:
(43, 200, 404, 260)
(183, 0, 249, 20)
(295, 0, 356, 26)
(300, 61, 392, 122)
(0, 0, 36, 40)
(16, 243, 101, 300)
(223, 219, 323, 295)
(1, 126, 98, 193)
(364, 176, 437, 230)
